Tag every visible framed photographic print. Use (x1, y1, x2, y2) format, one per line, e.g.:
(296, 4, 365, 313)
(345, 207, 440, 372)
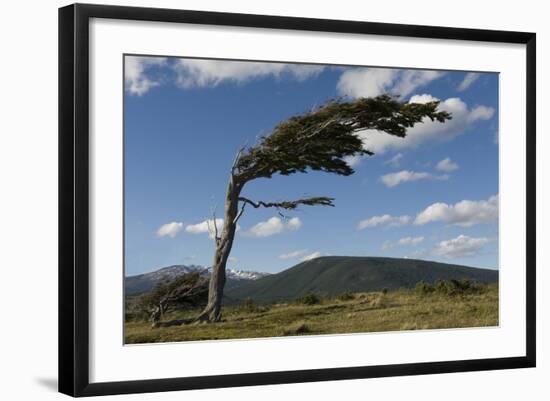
(58, 3, 536, 397)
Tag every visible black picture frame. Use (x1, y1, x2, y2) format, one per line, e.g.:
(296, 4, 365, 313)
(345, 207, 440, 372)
(59, 3, 536, 397)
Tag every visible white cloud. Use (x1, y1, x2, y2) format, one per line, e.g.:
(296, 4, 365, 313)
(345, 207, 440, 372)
(337, 68, 397, 98)
(245, 217, 302, 238)
(337, 68, 444, 99)
(186, 218, 223, 234)
(384, 153, 403, 168)
(409, 93, 438, 104)
(457, 72, 480, 92)
(279, 249, 309, 260)
(394, 71, 445, 98)
(436, 157, 459, 172)
(415, 194, 498, 227)
(301, 251, 323, 261)
(343, 155, 363, 168)
(432, 235, 491, 259)
(358, 214, 411, 230)
(185, 219, 240, 239)
(228, 257, 239, 263)
(382, 236, 424, 251)
(156, 221, 183, 238)
(352, 96, 494, 154)
(381, 170, 428, 187)
(172, 59, 323, 88)
(398, 236, 425, 246)
(279, 249, 325, 261)
(466, 105, 494, 122)
(126, 57, 325, 94)
(286, 217, 302, 230)
(380, 170, 448, 188)
(125, 56, 166, 96)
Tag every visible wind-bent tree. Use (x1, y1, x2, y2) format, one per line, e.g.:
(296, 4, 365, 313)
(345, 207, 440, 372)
(196, 95, 451, 322)
(140, 272, 209, 326)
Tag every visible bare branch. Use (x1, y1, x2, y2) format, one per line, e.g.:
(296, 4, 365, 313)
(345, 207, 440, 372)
(233, 201, 247, 224)
(206, 205, 221, 244)
(238, 196, 335, 210)
(211, 208, 219, 244)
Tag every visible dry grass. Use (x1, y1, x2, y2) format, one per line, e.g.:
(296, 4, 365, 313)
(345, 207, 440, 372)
(124, 285, 498, 344)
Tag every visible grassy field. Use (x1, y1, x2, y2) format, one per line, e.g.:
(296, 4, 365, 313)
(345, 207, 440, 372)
(125, 284, 498, 344)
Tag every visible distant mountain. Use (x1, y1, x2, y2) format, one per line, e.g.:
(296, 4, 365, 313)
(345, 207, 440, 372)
(125, 264, 270, 296)
(225, 256, 499, 304)
(204, 266, 271, 282)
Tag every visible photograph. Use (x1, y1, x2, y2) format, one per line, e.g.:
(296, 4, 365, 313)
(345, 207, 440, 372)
(123, 55, 500, 344)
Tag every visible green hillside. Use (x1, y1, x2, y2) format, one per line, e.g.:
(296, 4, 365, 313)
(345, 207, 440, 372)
(225, 256, 498, 304)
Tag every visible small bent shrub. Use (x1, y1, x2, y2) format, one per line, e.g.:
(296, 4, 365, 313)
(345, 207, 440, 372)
(296, 293, 321, 305)
(337, 291, 355, 301)
(436, 279, 486, 295)
(417, 279, 487, 297)
(282, 321, 312, 336)
(435, 279, 454, 295)
(240, 297, 269, 314)
(415, 281, 435, 296)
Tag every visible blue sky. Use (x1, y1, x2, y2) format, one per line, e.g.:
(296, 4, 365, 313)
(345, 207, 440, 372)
(124, 56, 499, 276)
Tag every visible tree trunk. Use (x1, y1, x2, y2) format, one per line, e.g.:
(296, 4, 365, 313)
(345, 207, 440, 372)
(197, 174, 242, 322)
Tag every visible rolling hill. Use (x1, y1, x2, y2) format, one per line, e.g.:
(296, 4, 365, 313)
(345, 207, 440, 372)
(225, 256, 498, 304)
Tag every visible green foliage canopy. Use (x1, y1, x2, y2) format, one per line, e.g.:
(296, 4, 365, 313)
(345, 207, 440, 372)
(234, 95, 451, 182)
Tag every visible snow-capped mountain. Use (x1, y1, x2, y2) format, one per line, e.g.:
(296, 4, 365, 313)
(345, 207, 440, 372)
(144, 264, 205, 281)
(205, 266, 270, 281)
(125, 264, 270, 295)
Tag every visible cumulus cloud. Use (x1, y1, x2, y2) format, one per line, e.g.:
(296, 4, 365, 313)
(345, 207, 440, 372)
(398, 236, 425, 246)
(394, 71, 446, 98)
(185, 219, 240, 239)
(432, 235, 491, 259)
(457, 72, 480, 92)
(382, 236, 424, 251)
(279, 249, 325, 261)
(245, 217, 302, 238)
(125, 56, 166, 96)
(436, 157, 459, 172)
(337, 68, 444, 99)
(343, 155, 363, 168)
(415, 194, 498, 227)
(384, 153, 403, 168)
(279, 249, 309, 260)
(172, 59, 323, 88)
(466, 105, 494, 122)
(350, 95, 494, 154)
(156, 221, 183, 238)
(358, 214, 411, 230)
(186, 218, 223, 234)
(380, 170, 448, 188)
(301, 251, 323, 261)
(408, 93, 438, 104)
(337, 68, 396, 98)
